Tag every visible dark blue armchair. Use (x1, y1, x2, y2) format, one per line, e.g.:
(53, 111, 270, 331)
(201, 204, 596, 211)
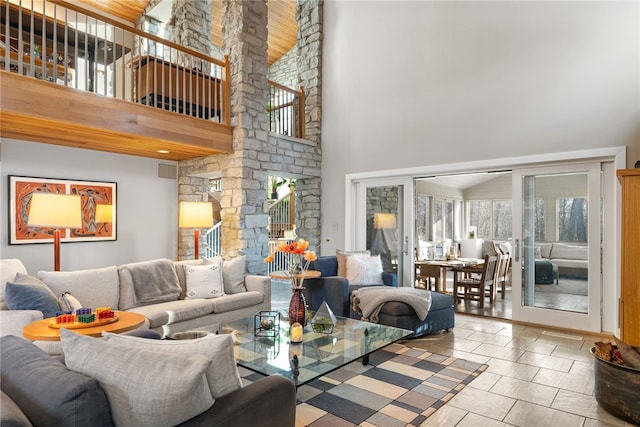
(303, 255, 397, 317)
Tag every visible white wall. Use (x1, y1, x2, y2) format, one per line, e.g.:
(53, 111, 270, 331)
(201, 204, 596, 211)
(0, 140, 178, 273)
(321, 1, 639, 252)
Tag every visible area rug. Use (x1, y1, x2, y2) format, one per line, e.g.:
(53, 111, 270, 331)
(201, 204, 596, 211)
(239, 342, 488, 427)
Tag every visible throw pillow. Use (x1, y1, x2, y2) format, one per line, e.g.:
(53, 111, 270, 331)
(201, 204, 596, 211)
(0, 335, 113, 427)
(119, 259, 181, 307)
(336, 249, 370, 278)
(345, 253, 384, 286)
(58, 292, 83, 312)
(102, 331, 242, 398)
(5, 273, 60, 318)
(534, 246, 542, 259)
(60, 328, 213, 427)
(223, 255, 247, 294)
(38, 266, 120, 310)
(183, 262, 224, 299)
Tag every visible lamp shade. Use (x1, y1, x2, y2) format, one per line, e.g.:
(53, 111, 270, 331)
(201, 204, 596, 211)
(95, 204, 113, 223)
(373, 213, 397, 230)
(179, 201, 214, 228)
(27, 193, 82, 228)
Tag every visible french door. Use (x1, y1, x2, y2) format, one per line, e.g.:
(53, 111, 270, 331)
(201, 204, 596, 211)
(511, 163, 601, 331)
(349, 178, 413, 286)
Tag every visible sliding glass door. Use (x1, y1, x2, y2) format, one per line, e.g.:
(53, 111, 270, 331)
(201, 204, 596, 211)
(511, 163, 601, 331)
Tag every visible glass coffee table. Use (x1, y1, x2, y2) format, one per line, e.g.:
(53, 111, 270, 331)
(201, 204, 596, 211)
(219, 314, 412, 386)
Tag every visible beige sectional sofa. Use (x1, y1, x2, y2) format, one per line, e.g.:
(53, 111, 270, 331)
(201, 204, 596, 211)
(0, 257, 271, 351)
(536, 242, 588, 278)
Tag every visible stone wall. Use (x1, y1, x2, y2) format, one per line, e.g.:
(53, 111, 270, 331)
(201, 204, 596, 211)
(268, 46, 298, 88)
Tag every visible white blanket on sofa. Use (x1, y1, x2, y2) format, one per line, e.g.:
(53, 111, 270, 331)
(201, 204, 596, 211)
(351, 287, 432, 323)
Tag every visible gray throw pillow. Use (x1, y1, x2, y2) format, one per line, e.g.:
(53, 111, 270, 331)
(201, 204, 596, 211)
(61, 328, 214, 427)
(5, 273, 60, 318)
(102, 331, 242, 398)
(0, 335, 113, 427)
(223, 256, 247, 294)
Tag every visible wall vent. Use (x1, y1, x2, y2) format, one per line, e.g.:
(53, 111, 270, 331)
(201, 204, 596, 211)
(158, 163, 178, 179)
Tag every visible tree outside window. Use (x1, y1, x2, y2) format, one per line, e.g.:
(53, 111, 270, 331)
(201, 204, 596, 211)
(557, 198, 587, 242)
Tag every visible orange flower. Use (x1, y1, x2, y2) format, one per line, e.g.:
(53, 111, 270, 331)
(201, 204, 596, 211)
(264, 253, 274, 263)
(303, 251, 317, 262)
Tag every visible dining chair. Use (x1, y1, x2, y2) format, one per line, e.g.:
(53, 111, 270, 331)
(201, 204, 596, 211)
(454, 255, 498, 308)
(495, 251, 511, 299)
(415, 263, 440, 291)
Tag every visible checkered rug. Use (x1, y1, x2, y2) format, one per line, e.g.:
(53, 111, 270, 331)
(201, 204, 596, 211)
(239, 342, 488, 426)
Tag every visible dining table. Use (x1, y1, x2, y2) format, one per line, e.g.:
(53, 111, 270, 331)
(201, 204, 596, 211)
(415, 258, 484, 293)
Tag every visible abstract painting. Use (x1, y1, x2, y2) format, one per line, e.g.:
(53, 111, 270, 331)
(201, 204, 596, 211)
(9, 175, 117, 244)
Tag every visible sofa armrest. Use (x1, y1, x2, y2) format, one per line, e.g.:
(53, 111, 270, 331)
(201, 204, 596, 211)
(303, 276, 350, 317)
(0, 310, 43, 338)
(245, 275, 271, 303)
(178, 375, 296, 427)
(382, 272, 397, 287)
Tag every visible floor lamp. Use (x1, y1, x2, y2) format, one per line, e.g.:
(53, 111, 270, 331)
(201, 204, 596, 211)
(179, 201, 214, 259)
(27, 193, 82, 271)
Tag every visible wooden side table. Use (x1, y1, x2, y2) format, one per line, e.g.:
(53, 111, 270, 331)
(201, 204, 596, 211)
(23, 311, 147, 341)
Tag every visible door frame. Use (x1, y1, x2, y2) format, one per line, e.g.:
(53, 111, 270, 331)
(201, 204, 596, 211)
(344, 147, 625, 335)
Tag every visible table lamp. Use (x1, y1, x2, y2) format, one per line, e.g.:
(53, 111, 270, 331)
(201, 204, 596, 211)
(27, 193, 82, 271)
(95, 204, 113, 234)
(179, 201, 214, 259)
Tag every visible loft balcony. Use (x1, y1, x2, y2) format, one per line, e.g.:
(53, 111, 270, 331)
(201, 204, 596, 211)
(0, 0, 306, 161)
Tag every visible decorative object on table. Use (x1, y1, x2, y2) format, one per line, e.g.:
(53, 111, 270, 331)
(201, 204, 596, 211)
(288, 288, 307, 326)
(311, 301, 337, 334)
(9, 176, 117, 246)
(49, 307, 118, 329)
(254, 310, 280, 338)
(168, 331, 211, 340)
(290, 322, 304, 343)
(264, 238, 318, 326)
(179, 201, 214, 260)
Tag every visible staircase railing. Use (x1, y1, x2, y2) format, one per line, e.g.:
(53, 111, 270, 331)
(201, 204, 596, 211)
(1, 0, 230, 124)
(268, 189, 295, 239)
(268, 80, 305, 139)
(204, 222, 222, 258)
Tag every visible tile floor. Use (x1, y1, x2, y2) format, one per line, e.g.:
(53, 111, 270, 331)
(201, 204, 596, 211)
(272, 281, 632, 426)
(403, 314, 633, 426)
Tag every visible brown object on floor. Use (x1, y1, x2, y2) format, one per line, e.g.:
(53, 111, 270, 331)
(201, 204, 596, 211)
(594, 341, 624, 365)
(614, 336, 640, 369)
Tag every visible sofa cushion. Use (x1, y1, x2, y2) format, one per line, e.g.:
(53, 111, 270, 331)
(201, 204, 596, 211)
(311, 256, 339, 277)
(127, 299, 216, 328)
(536, 243, 553, 259)
(345, 253, 384, 286)
(336, 249, 370, 277)
(0, 335, 113, 427)
(39, 266, 120, 310)
(61, 328, 213, 427)
(0, 259, 27, 310)
(102, 332, 242, 398)
(5, 273, 60, 318)
(183, 262, 224, 299)
(175, 259, 207, 299)
(222, 255, 247, 294)
(209, 291, 264, 313)
(550, 243, 587, 261)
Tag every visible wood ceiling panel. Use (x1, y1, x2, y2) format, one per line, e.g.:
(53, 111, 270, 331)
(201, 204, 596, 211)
(74, 0, 297, 66)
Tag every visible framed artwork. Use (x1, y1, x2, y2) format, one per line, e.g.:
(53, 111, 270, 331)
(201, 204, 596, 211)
(9, 175, 117, 244)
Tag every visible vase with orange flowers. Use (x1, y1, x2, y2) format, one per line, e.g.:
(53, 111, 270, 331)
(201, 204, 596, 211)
(265, 239, 318, 326)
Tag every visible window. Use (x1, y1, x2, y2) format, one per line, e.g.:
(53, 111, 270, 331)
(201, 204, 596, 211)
(466, 199, 514, 240)
(557, 197, 587, 242)
(416, 194, 430, 243)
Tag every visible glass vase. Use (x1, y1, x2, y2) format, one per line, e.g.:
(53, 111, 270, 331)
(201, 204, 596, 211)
(288, 287, 307, 326)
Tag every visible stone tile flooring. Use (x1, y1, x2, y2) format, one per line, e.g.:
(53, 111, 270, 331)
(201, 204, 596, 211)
(404, 314, 632, 426)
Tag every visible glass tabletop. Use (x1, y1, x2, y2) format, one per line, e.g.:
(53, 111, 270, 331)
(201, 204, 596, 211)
(220, 313, 413, 387)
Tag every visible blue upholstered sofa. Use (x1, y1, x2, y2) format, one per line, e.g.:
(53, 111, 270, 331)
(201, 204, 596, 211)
(303, 256, 455, 338)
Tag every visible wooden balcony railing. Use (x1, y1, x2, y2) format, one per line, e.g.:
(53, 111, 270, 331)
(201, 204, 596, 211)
(268, 80, 305, 139)
(1, 0, 230, 125)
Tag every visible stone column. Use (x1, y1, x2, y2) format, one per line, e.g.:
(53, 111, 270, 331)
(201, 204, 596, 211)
(294, 0, 323, 250)
(221, 0, 270, 273)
